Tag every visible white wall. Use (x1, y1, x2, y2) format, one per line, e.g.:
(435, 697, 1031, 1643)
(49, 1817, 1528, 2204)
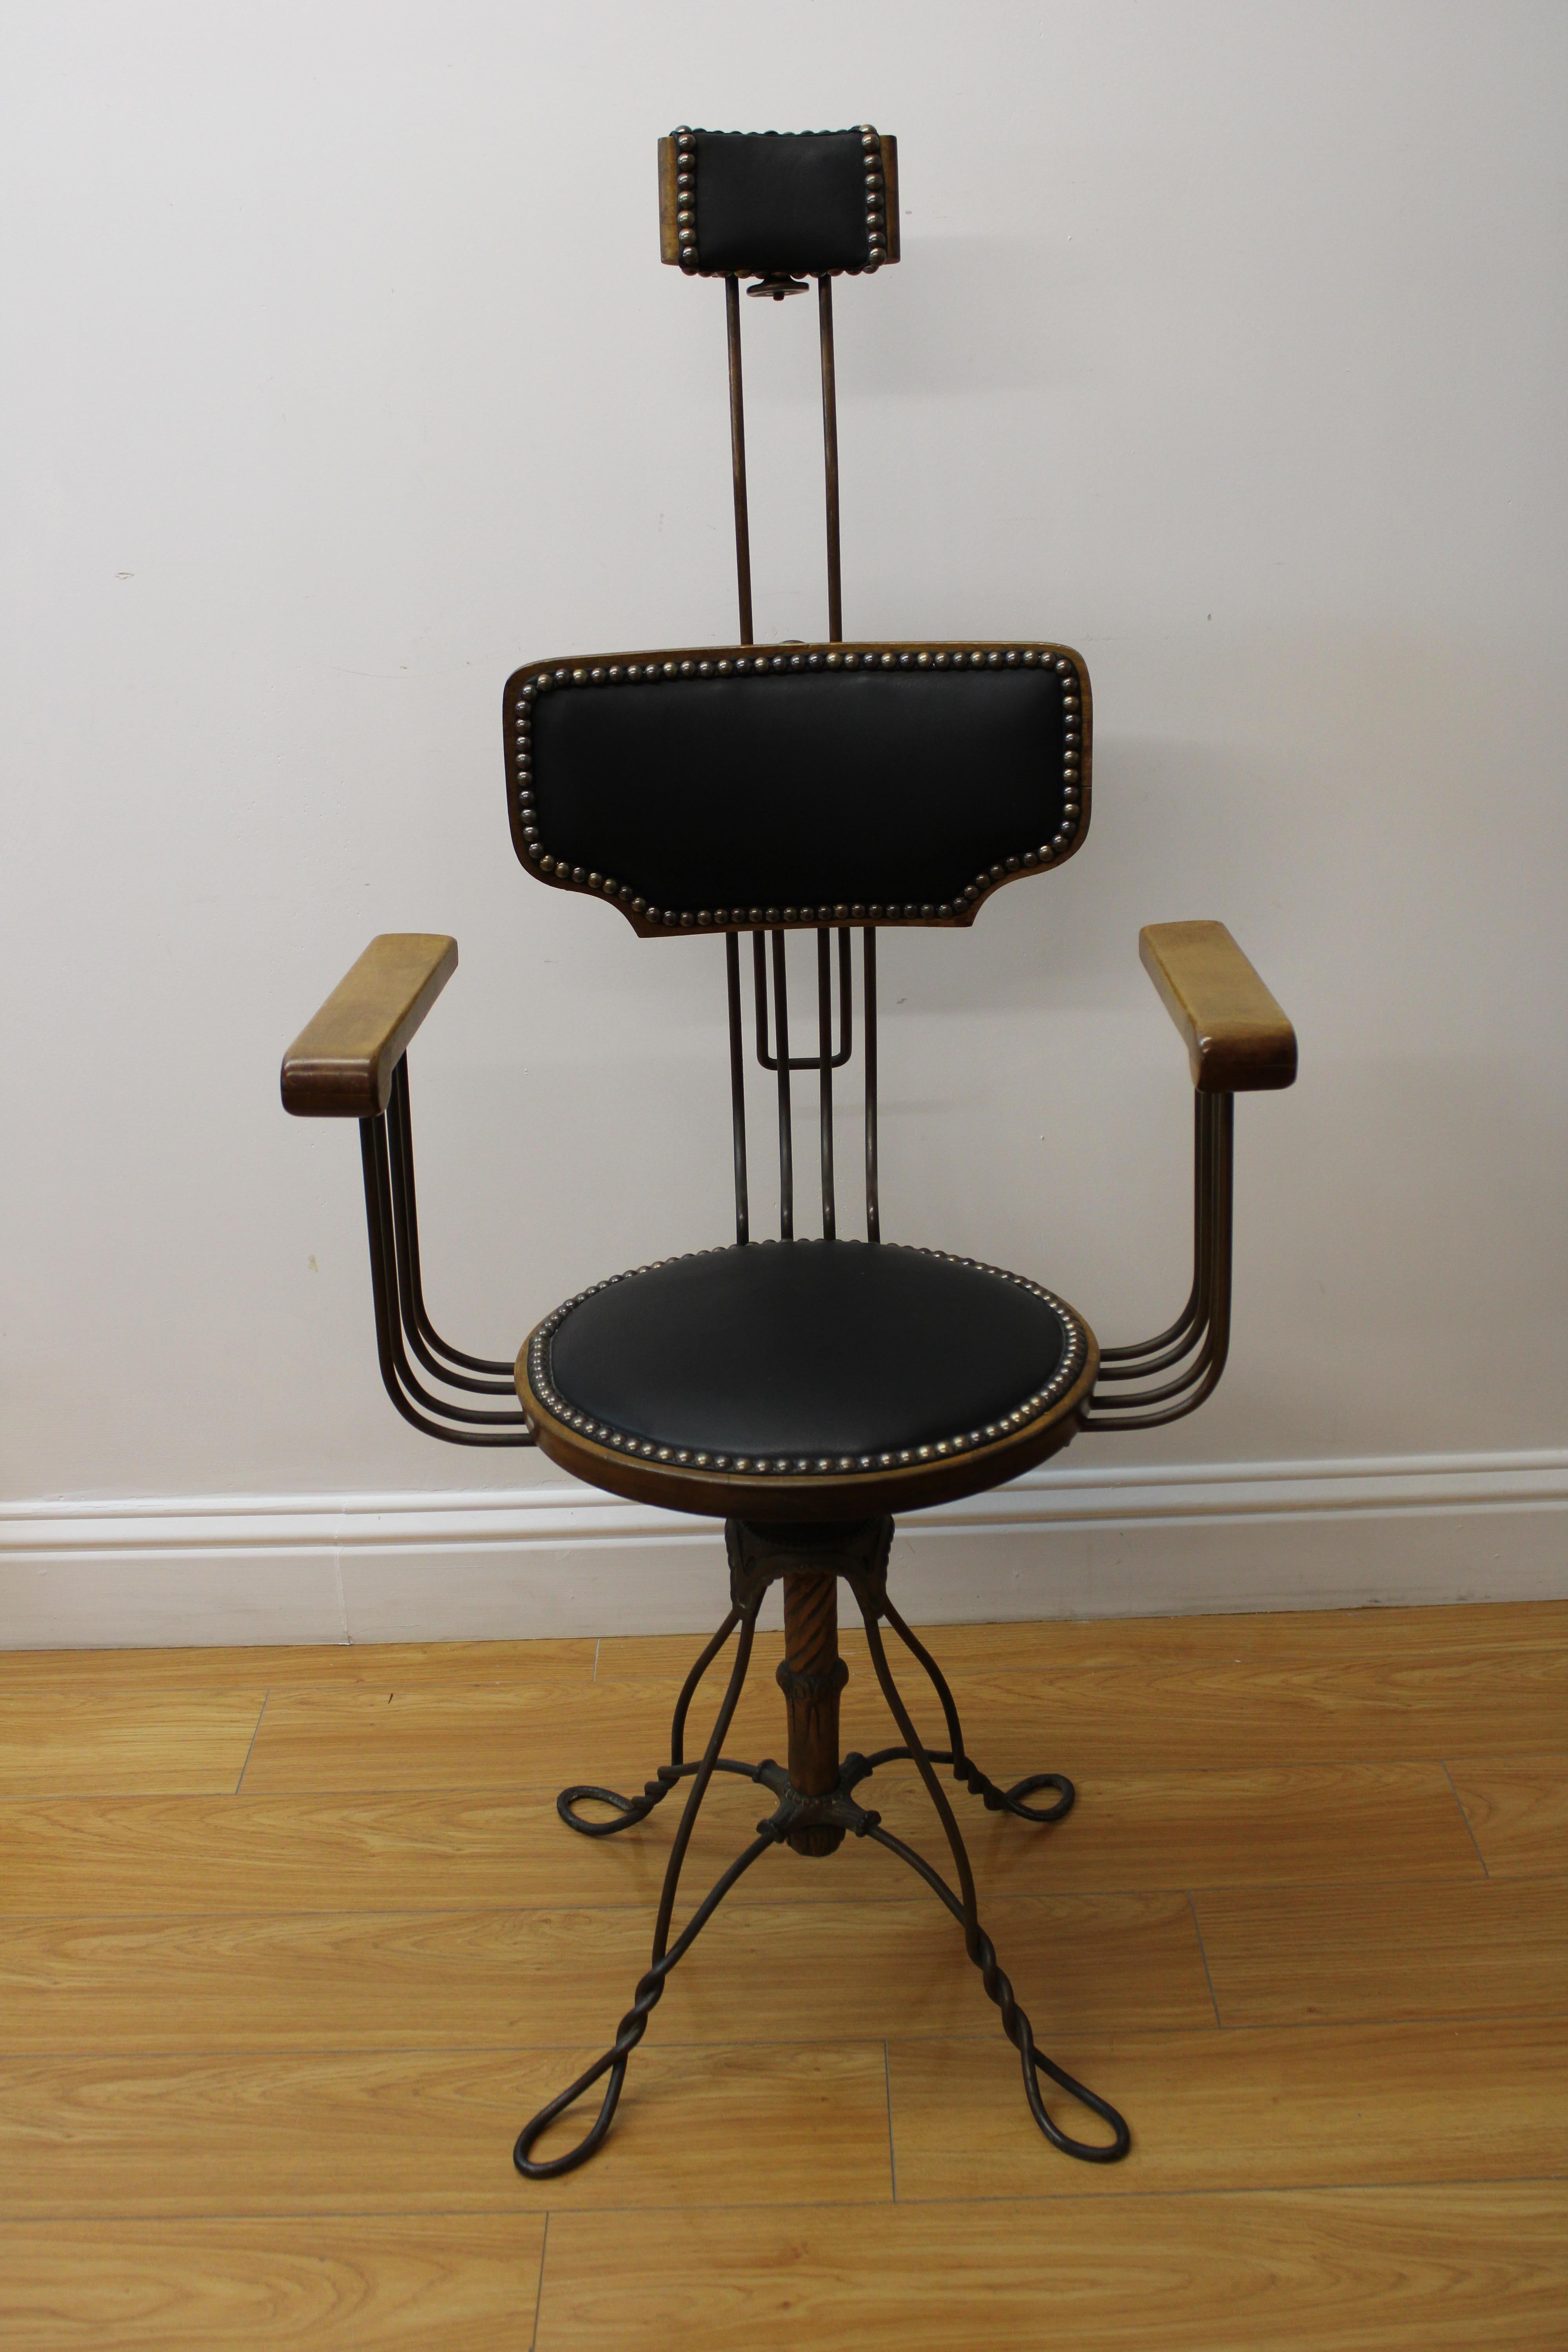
(2, 1, 1564, 1638)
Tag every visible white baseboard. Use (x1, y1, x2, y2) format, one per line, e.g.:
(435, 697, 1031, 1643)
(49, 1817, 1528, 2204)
(2, 1449, 1565, 1649)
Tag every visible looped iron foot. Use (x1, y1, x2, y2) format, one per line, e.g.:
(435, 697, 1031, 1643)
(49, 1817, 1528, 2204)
(516, 1595, 775, 2179)
(852, 1745, 1075, 1825)
(514, 1820, 777, 2178)
(557, 1765, 685, 1837)
(964, 1890, 1128, 2160)
(515, 1755, 888, 2178)
(558, 1757, 767, 1837)
(997, 1770, 1076, 1823)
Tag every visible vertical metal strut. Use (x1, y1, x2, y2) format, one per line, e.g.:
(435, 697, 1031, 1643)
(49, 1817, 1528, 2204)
(863, 928, 880, 1241)
(771, 929, 794, 1239)
(817, 276, 843, 642)
(725, 931, 750, 1245)
(817, 928, 836, 1239)
(724, 277, 754, 645)
(719, 276, 878, 1244)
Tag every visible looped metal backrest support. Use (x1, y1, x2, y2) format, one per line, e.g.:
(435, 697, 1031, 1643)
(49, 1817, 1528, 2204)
(726, 925, 877, 1248)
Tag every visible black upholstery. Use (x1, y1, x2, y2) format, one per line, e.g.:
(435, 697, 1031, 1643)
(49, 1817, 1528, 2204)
(507, 647, 1089, 928)
(541, 1241, 1078, 1464)
(693, 131, 873, 276)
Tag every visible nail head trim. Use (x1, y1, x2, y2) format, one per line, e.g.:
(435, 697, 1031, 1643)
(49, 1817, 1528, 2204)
(524, 1241, 1089, 1481)
(671, 125, 891, 279)
(507, 642, 1090, 931)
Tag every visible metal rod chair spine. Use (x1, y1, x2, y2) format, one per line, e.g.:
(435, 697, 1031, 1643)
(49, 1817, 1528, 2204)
(818, 274, 842, 641)
(772, 928, 794, 1239)
(817, 927, 836, 1239)
(725, 276, 754, 644)
(725, 931, 750, 1245)
(864, 927, 880, 1241)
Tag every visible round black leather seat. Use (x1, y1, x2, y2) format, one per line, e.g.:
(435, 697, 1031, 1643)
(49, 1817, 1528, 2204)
(523, 1239, 1089, 1480)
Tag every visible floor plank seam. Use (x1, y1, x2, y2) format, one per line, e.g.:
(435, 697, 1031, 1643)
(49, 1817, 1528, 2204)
(233, 1693, 270, 1794)
(0, 1884, 1296, 1923)
(15, 2173, 1564, 2229)
(0, 1768, 1388, 1802)
(878, 2168, 1568, 2209)
(1185, 1891, 1224, 2027)
(13, 1864, 1564, 1922)
(24, 2008, 1568, 2063)
(40, 1862, 1568, 1916)
(0, 2032, 917, 2061)
(530, 2208, 549, 2352)
(1441, 1759, 1494, 1877)
(883, 2040, 898, 2203)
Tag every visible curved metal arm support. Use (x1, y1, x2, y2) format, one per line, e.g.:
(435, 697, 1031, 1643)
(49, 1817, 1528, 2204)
(358, 1109, 534, 1447)
(386, 1060, 517, 1390)
(1083, 1092, 1233, 1432)
(1096, 1093, 1212, 1371)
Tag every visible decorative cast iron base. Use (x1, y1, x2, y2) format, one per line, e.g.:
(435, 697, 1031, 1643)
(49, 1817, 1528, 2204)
(513, 1517, 1131, 2179)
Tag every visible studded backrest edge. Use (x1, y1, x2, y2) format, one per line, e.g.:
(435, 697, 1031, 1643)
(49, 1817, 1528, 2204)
(505, 640, 1091, 937)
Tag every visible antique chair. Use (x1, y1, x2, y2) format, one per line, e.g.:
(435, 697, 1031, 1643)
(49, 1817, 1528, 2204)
(281, 126, 1297, 2180)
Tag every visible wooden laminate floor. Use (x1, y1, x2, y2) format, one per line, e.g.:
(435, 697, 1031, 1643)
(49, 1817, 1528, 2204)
(2, 1596, 1566, 2348)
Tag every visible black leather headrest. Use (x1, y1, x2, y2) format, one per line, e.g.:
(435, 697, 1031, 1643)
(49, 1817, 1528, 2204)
(504, 643, 1090, 936)
(659, 127, 899, 280)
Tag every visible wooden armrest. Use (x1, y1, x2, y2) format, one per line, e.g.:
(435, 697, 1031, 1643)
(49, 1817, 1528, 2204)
(1139, 920, 1297, 1093)
(281, 934, 458, 1117)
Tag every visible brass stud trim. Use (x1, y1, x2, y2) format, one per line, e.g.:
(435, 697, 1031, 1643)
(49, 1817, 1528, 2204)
(508, 644, 1088, 929)
(669, 126, 889, 280)
(524, 1242, 1088, 1479)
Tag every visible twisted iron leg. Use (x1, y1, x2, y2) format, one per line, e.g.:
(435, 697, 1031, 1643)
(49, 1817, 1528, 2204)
(850, 1585, 1129, 2163)
(514, 1597, 769, 2178)
(875, 1594, 1075, 1824)
(556, 1602, 744, 1837)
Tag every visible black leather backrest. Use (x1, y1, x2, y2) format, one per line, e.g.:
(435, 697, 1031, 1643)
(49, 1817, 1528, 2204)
(661, 127, 898, 279)
(504, 643, 1090, 935)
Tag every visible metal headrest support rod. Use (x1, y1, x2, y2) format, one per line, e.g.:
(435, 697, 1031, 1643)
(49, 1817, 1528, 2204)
(722, 272, 842, 648)
(702, 186, 879, 1245)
